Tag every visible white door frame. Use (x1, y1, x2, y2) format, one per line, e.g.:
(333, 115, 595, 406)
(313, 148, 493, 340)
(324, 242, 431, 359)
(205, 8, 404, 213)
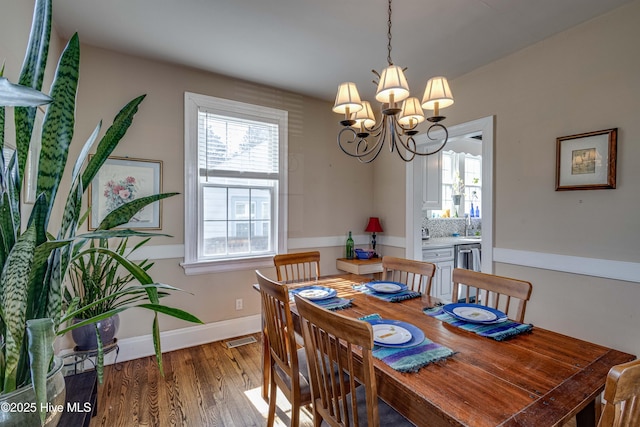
(405, 116, 494, 273)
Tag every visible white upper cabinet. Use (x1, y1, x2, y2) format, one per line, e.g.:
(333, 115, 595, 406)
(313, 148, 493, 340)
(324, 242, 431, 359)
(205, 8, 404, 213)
(422, 152, 442, 210)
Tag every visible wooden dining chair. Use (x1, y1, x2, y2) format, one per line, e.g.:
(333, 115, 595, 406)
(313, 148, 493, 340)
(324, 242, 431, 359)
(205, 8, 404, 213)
(451, 268, 532, 323)
(381, 256, 436, 294)
(256, 270, 312, 427)
(597, 359, 640, 427)
(293, 294, 414, 427)
(273, 251, 320, 283)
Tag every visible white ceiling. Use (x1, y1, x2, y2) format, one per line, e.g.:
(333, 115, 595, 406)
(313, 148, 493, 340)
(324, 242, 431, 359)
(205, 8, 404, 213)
(53, 0, 631, 103)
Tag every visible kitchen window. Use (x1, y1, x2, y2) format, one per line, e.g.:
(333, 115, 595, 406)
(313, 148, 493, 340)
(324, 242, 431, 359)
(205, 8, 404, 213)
(434, 150, 481, 217)
(182, 92, 288, 274)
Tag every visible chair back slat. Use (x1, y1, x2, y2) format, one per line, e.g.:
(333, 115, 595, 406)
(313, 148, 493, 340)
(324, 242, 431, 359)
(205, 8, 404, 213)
(256, 270, 310, 427)
(382, 256, 436, 294)
(598, 359, 640, 427)
(274, 251, 321, 283)
(451, 268, 532, 322)
(294, 294, 380, 427)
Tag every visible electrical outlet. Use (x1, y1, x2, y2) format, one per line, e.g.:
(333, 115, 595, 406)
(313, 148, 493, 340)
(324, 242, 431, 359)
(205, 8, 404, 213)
(235, 298, 243, 310)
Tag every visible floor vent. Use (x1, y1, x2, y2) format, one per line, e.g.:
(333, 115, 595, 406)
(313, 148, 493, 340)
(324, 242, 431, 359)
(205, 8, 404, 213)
(226, 336, 258, 348)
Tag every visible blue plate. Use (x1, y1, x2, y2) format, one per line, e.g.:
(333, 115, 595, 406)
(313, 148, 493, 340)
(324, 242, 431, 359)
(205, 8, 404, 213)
(364, 318, 425, 348)
(442, 303, 507, 324)
(291, 286, 337, 301)
(365, 281, 408, 294)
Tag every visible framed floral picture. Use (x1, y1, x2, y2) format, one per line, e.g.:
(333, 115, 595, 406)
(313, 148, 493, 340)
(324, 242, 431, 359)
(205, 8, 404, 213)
(89, 156, 163, 230)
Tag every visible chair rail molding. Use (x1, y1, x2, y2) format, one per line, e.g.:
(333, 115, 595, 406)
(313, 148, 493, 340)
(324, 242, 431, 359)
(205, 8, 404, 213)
(493, 247, 640, 284)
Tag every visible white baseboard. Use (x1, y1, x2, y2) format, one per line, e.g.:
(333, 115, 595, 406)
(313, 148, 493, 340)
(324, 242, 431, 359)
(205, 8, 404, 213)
(61, 314, 262, 366)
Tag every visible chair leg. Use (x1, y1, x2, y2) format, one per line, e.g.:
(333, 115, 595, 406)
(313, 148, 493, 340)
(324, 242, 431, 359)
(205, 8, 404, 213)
(267, 369, 277, 427)
(262, 330, 270, 401)
(312, 407, 322, 427)
(291, 398, 300, 427)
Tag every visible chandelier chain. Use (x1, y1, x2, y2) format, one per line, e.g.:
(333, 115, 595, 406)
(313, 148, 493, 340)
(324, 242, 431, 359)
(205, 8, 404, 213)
(387, 0, 393, 65)
(333, 0, 454, 163)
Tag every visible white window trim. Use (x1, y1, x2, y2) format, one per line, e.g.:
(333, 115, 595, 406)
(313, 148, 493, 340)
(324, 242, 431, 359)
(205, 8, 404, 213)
(181, 92, 288, 274)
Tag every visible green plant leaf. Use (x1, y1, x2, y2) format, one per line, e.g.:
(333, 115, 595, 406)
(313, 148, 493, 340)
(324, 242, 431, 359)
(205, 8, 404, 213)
(26, 318, 55, 426)
(59, 307, 128, 333)
(14, 0, 52, 182)
(58, 282, 192, 328)
(81, 95, 146, 191)
(152, 315, 162, 375)
(77, 229, 170, 241)
(0, 78, 52, 107)
(0, 224, 37, 392)
(36, 32, 80, 224)
(97, 192, 179, 230)
(136, 303, 203, 324)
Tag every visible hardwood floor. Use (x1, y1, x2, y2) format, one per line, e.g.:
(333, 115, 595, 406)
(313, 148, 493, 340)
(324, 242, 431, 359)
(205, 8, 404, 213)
(90, 333, 313, 427)
(90, 333, 579, 427)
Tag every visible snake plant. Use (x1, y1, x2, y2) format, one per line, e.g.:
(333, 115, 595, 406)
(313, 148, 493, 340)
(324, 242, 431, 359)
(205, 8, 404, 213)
(0, 0, 201, 423)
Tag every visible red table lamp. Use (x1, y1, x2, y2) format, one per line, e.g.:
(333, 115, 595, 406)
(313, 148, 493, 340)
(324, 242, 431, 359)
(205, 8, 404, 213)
(365, 217, 383, 254)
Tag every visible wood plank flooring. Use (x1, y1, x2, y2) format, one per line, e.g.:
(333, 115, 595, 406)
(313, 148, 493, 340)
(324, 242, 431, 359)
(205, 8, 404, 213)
(90, 333, 579, 427)
(90, 333, 313, 427)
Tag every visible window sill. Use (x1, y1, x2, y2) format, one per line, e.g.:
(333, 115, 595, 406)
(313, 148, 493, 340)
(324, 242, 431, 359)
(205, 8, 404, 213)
(180, 255, 275, 275)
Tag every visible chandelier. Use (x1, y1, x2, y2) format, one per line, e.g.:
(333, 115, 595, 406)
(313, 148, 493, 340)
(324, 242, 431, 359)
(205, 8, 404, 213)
(332, 0, 454, 163)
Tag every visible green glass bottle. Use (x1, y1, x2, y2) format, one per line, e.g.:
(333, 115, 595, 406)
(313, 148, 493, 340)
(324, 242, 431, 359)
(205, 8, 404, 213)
(346, 231, 354, 259)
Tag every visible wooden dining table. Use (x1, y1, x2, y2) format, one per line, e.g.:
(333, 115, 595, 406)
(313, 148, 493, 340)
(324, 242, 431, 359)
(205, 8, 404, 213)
(263, 273, 635, 427)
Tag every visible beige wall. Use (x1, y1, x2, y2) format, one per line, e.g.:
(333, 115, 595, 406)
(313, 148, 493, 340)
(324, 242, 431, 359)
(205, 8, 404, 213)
(70, 46, 376, 339)
(5, 1, 639, 359)
(375, 0, 640, 357)
(3, 1, 375, 344)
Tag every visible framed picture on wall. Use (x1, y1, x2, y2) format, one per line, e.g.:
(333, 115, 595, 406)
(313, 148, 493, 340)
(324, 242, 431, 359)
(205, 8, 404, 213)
(555, 128, 617, 191)
(88, 156, 163, 229)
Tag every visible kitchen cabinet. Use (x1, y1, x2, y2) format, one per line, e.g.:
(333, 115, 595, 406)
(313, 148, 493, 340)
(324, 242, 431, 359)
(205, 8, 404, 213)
(422, 246, 454, 302)
(422, 151, 442, 210)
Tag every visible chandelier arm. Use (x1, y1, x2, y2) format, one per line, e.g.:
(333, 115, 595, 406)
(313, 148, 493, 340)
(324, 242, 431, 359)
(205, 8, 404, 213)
(389, 118, 417, 162)
(358, 135, 386, 163)
(390, 118, 450, 158)
(337, 126, 385, 160)
(422, 123, 450, 155)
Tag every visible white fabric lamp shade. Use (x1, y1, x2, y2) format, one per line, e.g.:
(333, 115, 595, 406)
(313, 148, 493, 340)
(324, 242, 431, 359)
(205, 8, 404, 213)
(398, 97, 426, 126)
(375, 65, 410, 103)
(353, 101, 376, 128)
(421, 76, 454, 110)
(333, 82, 363, 114)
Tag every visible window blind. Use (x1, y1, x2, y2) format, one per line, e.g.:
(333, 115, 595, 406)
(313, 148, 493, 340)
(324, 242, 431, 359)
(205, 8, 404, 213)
(198, 109, 279, 180)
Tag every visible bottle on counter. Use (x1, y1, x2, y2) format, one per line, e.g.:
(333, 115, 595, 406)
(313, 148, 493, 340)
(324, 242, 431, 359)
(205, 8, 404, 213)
(346, 231, 354, 259)
(470, 202, 475, 217)
(475, 206, 480, 217)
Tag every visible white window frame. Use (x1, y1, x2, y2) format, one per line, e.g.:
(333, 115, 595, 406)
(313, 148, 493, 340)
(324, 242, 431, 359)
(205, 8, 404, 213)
(436, 150, 482, 216)
(182, 92, 288, 274)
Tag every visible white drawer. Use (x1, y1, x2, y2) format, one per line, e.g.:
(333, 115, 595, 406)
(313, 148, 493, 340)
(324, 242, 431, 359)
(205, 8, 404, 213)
(422, 246, 454, 262)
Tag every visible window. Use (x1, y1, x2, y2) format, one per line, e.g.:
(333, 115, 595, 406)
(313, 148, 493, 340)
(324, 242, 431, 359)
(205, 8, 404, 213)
(183, 92, 288, 274)
(433, 150, 481, 218)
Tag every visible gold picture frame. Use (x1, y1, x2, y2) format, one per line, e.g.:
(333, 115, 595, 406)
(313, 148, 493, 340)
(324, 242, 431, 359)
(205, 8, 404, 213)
(555, 128, 617, 191)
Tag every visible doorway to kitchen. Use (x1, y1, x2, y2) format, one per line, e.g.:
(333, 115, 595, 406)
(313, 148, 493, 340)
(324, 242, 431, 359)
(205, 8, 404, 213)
(405, 116, 494, 272)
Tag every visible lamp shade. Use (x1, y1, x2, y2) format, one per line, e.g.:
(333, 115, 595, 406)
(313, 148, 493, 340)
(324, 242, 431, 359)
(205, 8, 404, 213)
(333, 82, 363, 115)
(421, 76, 454, 110)
(365, 217, 384, 233)
(375, 65, 410, 104)
(353, 101, 376, 128)
(398, 97, 426, 126)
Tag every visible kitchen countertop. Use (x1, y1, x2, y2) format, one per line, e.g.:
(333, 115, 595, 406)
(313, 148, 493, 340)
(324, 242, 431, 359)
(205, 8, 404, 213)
(422, 236, 482, 249)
